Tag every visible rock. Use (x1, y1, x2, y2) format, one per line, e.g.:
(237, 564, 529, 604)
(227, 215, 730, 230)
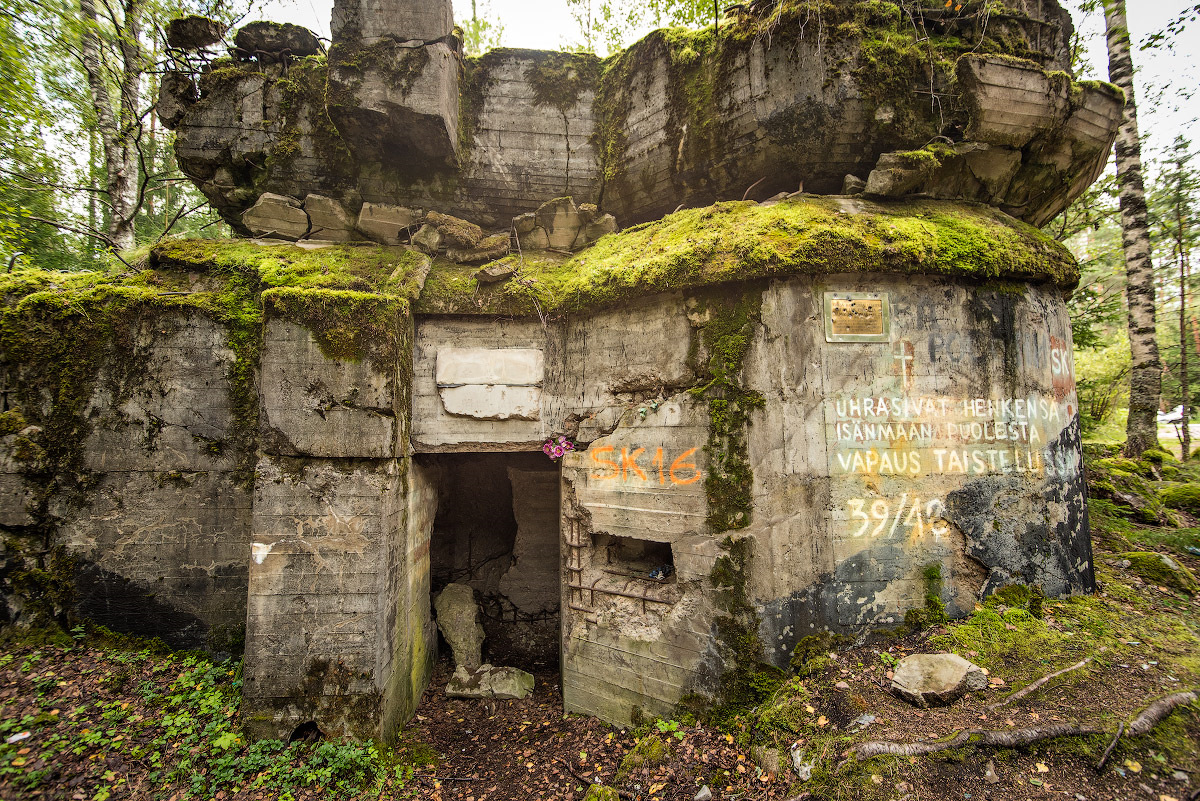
(433, 582, 484, 671)
(694, 786, 712, 801)
(841, 174, 867, 195)
(474, 262, 516, 284)
(446, 664, 535, 699)
(512, 212, 538, 236)
(241, 193, 310, 240)
(750, 745, 780, 773)
(834, 680, 850, 690)
(577, 214, 618, 248)
(233, 21, 321, 61)
(891, 653, 988, 708)
(984, 760, 999, 784)
(865, 151, 939, 197)
(357, 202, 419, 244)
(411, 224, 445, 255)
(303, 195, 355, 241)
(584, 785, 619, 801)
(167, 16, 226, 50)
(1120, 551, 1198, 595)
(449, 233, 511, 264)
(535, 197, 586, 250)
(426, 211, 483, 249)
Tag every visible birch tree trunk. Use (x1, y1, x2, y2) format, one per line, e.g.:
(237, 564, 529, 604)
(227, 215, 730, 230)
(1104, 0, 1161, 458)
(79, 0, 142, 252)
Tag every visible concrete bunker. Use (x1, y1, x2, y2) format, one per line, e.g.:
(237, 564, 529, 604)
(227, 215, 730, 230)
(0, 0, 1118, 746)
(422, 452, 561, 671)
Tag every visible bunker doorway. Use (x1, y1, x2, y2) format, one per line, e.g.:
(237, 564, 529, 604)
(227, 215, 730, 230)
(420, 452, 561, 672)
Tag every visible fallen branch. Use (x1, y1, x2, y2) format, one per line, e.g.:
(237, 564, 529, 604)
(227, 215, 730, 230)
(852, 724, 1095, 760)
(1095, 721, 1123, 772)
(988, 650, 1104, 711)
(1126, 690, 1198, 737)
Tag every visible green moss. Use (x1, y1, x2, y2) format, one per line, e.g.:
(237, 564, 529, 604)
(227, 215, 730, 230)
(985, 583, 1045, 618)
(416, 197, 1077, 316)
(583, 784, 620, 801)
(522, 50, 602, 115)
(1160, 485, 1200, 513)
(692, 292, 764, 531)
(0, 409, 27, 436)
(1119, 552, 1198, 595)
(262, 288, 408, 370)
(615, 734, 670, 781)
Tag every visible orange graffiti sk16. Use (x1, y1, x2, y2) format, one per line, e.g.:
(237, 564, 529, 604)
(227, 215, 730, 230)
(589, 446, 702, 485)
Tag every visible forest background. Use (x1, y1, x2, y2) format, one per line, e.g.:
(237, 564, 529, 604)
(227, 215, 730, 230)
(0, 0, 1197, 456)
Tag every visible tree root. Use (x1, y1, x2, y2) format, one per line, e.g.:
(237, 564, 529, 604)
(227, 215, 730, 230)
(988, 649, 1105, 711)
(851, 724, 1096, 760)
(1126, 690, 1198, 737)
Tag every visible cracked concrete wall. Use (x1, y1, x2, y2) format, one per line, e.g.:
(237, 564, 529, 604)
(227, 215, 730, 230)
(8, 314, 254, 651)
(242, 307, 430, 741)
(742, 275, 1091, 668)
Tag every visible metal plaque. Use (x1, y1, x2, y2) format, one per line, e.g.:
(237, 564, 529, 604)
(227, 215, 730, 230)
(824, 292, 890, 343)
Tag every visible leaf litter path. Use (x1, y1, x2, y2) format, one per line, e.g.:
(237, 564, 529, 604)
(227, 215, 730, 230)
(406, 659, 778, 801)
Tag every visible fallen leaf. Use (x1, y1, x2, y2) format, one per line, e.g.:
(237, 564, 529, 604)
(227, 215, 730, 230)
(1125, 759, 1142, 773)
(648, 782, 666, 794)
(804, 705, 815, 714)
(1035, 763, 1049, 773)
(817, 716, 828, 727)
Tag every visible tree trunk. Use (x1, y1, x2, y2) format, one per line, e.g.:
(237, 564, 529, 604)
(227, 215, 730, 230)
(1181, 249, 1190, 459)
(78, 0, 142, 252)
(1105, 0, 1161, 458)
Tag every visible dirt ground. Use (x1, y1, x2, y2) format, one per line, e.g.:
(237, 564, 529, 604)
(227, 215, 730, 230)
(1, 510, 1198, 801)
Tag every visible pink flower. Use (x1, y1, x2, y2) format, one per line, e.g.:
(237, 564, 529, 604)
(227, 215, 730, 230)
(552, 446, 565, 458)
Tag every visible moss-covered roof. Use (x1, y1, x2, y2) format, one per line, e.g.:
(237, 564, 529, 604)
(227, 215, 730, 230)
(417, 196, 1078, 315)
(1, 197, 1076, 324)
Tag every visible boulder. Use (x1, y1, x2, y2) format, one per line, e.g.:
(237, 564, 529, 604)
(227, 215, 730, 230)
(446, 664, 535, 700)
(241, 193, 309, 240)
(166, 16, 226, 50)
(891, 653, 988, 708)
(433, 583, 484, 671)
(303, 195, 355, 241)
(426, 211, 483, 249)
(411, 224, 445, 255)
(233, 21, 321, 61)
(449, 232, 511, 264)
(357, 202, 419, 244)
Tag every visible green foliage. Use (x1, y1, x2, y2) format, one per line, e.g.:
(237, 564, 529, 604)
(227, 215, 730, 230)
(457, 0, 505, 55)
(0, 641, 423, 799)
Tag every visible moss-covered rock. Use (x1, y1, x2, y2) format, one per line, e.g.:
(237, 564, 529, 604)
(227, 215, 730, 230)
(1120, 552, 1199, 595)
(583, 785, 620, 801)
(1160, 485, 1200, 514)
(615, 734, 671, 781)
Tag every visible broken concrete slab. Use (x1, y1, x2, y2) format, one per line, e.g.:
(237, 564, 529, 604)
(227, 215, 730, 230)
(303, 195, 355, 241)
(473, 262, 516, 284)
(357, 202, 419, 244)
(446, 664, 535, 700)
(449, 232, 510, 264)
(411, 224, 444, 255)
(234, 21, 321, 61)
(241, 193, 309, 240)
(426, 211, 483, 249)
(167, 15, 226, 50)
(434, 583, 484, 671)
(891, 653, 988, 708)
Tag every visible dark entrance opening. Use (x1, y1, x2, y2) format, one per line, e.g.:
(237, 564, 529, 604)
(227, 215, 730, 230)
(420, 452, 561, 671)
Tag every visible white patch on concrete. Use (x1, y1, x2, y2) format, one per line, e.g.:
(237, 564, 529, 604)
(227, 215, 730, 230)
(251, 542, 273, 564)
(438, 385, 541, 420)
(435, 348, 544, 387)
